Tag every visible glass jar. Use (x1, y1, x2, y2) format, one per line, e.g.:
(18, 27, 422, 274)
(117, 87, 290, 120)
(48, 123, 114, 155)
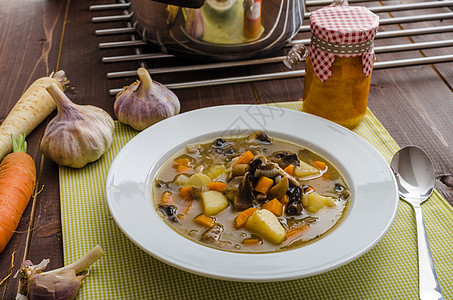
(303, 55, 373, 129)
(289, 4, 379, 129)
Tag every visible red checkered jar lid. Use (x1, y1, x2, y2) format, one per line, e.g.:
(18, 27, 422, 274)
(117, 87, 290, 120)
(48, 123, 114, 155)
(309, 5, 379, 82)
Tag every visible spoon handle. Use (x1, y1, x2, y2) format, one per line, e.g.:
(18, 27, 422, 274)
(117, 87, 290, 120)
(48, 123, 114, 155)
(412, 202, 444, 300)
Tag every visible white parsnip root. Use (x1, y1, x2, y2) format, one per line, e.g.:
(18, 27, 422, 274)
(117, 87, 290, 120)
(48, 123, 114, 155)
(0, 71, 69, 161)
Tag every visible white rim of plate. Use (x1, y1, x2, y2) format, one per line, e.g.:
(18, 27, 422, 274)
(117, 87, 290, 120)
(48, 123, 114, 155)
(106, 104, 399, 282)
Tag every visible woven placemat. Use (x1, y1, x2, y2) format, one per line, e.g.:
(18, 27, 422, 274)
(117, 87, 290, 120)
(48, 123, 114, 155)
(60, 103, 453, 299)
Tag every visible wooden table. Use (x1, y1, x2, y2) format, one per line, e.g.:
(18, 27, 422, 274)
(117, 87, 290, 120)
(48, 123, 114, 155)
(1, 0, 452, 298)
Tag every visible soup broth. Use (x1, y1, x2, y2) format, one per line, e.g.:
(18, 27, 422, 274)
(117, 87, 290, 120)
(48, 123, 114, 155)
(153, 131, 351, 253)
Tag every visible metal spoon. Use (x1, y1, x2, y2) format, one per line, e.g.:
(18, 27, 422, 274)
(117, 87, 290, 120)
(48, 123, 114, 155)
(391, 146, 444, 300)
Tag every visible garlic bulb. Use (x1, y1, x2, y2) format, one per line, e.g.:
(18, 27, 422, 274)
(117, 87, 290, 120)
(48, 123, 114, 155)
(41, 84, 115, 168)
(16, 245, 104, 300)
(113, 68, 180, 131)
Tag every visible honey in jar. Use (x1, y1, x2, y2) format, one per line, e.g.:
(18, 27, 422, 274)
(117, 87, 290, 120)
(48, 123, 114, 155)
(302, 5, 379, 128)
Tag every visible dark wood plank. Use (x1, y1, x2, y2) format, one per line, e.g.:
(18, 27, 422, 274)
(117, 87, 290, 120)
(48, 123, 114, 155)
(1, 1, 452, 299)
(0, 0, 66, 298)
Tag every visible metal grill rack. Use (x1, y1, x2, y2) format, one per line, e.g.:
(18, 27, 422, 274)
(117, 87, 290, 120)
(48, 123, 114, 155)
(90, 0, 453, 95)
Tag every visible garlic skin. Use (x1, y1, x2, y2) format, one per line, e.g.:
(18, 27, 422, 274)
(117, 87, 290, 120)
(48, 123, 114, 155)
(185, 8, 204, 39)
(41, 84, 115, 168)
(114, 68, 180, 131)
(16, 245, 104, 300)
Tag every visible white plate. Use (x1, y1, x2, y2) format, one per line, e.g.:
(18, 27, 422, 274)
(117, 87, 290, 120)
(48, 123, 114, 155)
(106, 105, 398, 282)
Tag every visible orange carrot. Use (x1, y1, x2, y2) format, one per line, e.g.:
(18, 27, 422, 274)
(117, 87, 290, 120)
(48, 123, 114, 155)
(278, 194, 289, 205)
(177, 165, 192, 174)
(160, 191, 172, 203)
(0, 133, 36, 254)
(208, 181, 227, 192)
(242, 238, 261, 245)
(313, 161, 327, 170)
(283, 164, 295, 176)
(261, 198, 283, 217)
(285, 224, 310, 239)
(234, 150, 254, 166)
(179, 186, 192, 199)
(194, 214, 215, 228)
(234, 207, 257, 228)
(173, 158, 191, 166)
(254, 176, 274, 194)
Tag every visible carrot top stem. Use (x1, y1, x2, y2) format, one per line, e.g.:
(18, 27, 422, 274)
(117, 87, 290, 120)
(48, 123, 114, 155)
(11, 132, 27, 153)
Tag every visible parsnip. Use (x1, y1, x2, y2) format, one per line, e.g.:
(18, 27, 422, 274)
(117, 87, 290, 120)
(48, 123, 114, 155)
(0, 71, 69, 161)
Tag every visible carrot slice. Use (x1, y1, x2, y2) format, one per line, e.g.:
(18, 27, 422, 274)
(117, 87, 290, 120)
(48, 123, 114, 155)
(160, 191, 172, 203)
(254, 176, 274, 194)
(261, 198, 283, 217)
(283, 164, 295, 176)
(208, 181, 227, 192)
(234, 207, 257, 228)
(313, 161, 327, 170)
(173, 158, 191, 166)
(194, 214, 215, 228)
(285, 224, 310, 239)
(177, 165, 193, 173)
(242, 238, 261, 245)
(179, 186, 192, 199)
(234, 150, 254, 166)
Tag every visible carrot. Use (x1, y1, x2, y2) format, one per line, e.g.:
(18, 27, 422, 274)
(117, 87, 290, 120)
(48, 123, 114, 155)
(234, 207, 257, 228)
(177, 165, 192, 173)
(283, 164, 295, 176)
(160, 191, 172, 203)
(254, 176, 274, 194)
(261, 198, 283, 217)
(0, 71, 69, 161)
(0, 133, 36, 254)
(313, 161, 327, 170)
(179, 186, 192, 199)
(242, 238, 261, 245)
(194, 214, 215, 228)
(173, 158, 191, 166)
(234, 150, 254, 166)
(285, 224, 310, 239)
(208, 181, 227, 192)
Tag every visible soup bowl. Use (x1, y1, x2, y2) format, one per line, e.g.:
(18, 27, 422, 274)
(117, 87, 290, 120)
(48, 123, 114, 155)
(106, 105, 398, 281)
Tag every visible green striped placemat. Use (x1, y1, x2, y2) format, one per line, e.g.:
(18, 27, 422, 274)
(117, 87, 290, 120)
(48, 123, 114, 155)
(60, 103, 453, 299)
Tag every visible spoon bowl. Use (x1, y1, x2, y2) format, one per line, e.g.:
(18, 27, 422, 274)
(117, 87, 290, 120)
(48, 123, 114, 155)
(391, 146, 435, 204)
(391, 146, 444, 300)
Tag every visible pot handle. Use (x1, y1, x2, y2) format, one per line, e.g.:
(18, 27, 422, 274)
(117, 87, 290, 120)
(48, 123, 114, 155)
(150, 0, 205, 8)
(283, 44, 308, 69)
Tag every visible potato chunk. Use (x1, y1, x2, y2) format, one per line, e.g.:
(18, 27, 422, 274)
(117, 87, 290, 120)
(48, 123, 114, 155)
(302, 192, 336, 213)
(245, 209, 286, 244)
(204, 164, 226, 179)
(202, 190, 229, 215)
(294, 160, 319, 177)
(188, 173, 212, 186)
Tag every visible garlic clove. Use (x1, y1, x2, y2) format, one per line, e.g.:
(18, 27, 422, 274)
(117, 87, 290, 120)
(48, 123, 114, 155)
(185, 8, 204, 39)
(28, 270, 84, 300)
(16, 245, 104, 300)
(41, 84, 115, 168)
(114, 68, 180, 131)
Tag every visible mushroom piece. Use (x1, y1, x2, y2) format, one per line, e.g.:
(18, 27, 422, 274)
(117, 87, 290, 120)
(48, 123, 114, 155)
(200, 224, 224, 244)
(233, 172, 257, 211)
(268, 176, 289, 199)
(247, 131, 272, 144)
(269, 151, 300, 169)
(286, 185, 304, 215)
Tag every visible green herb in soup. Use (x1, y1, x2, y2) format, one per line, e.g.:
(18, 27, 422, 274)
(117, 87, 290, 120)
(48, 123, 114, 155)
(153, 131, 351, 253)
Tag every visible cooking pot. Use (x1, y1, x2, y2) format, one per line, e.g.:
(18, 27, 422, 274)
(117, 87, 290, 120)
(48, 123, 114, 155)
(130, 0, 305, 60)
